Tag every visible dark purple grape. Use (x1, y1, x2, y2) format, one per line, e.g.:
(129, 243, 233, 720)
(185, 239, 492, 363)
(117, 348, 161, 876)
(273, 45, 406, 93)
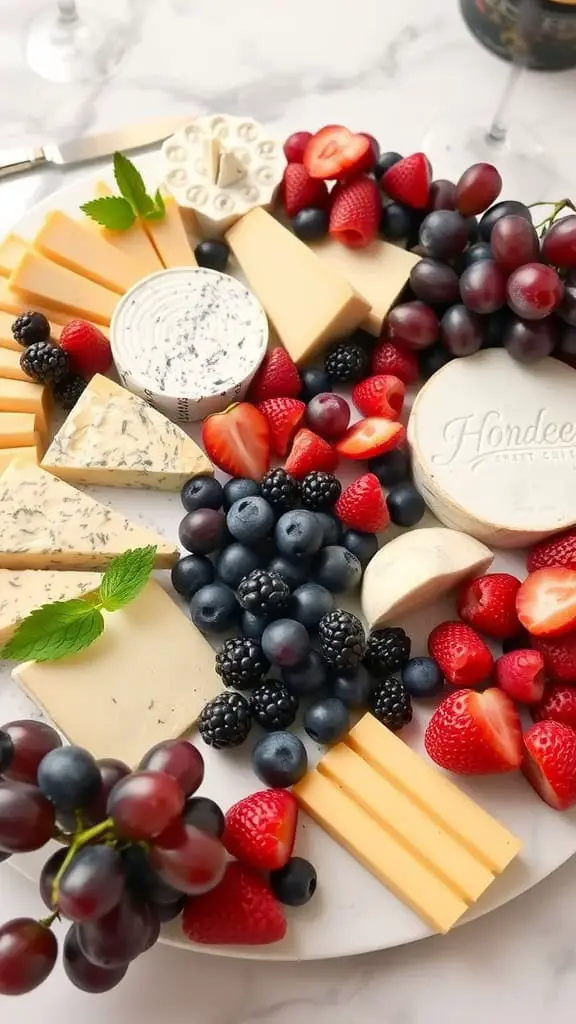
(440, 305, 484, 356)
(155, 896, 186, 922)
(387, 301, 439, 349)
(0, 781, 55, 852)
(379, 202, 412, 241)
(459, 242, 493, 271)
(557, 274, 576, 326)
(178, 509, 227, 555)
(63, 925, 127, 993)
(418, 343, 453, 379)
(409, 259, 460, 305)
(503, 317, 557, 362)
(0, 919, 58, 995)
(182, 796, 225, 838)
(459, 260, 507, 314)
(58, 845, 125, 922)
(478, 200, 532, 241)
(541, 215, 576, 269)
(418, 210, 469, 259)
(77, 891, 152, 968)
(0, 721, 61, 785)
(427, 179, 457, 211)
(481, 307, 512, 349)
(557, 321, 576, 362)
(490, 215, 539, 274)
(39, 847, 68, 910)
(139, 740, 204, 797)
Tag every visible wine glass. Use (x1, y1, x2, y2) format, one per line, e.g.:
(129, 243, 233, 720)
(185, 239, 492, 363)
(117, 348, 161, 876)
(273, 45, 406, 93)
(24, 1, 127, 84)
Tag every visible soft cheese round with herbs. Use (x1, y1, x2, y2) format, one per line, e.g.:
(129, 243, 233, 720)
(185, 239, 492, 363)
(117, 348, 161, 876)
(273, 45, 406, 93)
(110, 267, 268, 422)
(408, 350, 576, 548)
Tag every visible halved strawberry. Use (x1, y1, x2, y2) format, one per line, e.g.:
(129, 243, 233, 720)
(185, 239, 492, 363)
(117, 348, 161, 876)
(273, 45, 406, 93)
(303, 125, 372, 181)
(516, 567, 576, 637)
(223, 790, 297, 871)
(335, 418, 405, 460)
(334, 473, 389, 533)
(201, 403, 270, 480)
(284, 428, 337, 478)
(352, 375, 406, 420)
(522, 720, 576, 810)
(424, 688, 522, 775)
(381, 152, 432, 209)
(282, 163, 330, 218)
(494, 650, 546, 705)
(258, 397, 306, 457)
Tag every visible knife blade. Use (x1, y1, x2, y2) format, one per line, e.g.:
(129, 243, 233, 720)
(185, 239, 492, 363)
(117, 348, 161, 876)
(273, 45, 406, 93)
(0, 115, 192, 180)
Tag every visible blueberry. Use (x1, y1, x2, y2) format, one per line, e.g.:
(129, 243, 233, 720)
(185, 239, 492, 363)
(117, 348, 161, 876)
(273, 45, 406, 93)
(190, 583, 238, 634)
(341, 530, 378, 569)
(182, 796, 225, 838)
(216, 544, 261, 589)
(299, 367, 332, 402)
(240, 610, 268, 641)
(313, 545, 362, 593)
(315, 512, 342, 547)
(222, 478, 260, 511)
(180, 475, 223, 513)
(282, 651, 327, 696)
(386, 482, 426, 527)
(375, 151, 403, 177)
(179, 509, 227, 555)
(291, 207, 329, 241)
(331, 666, 373, 708)
(252, 731, 308, 788)
(290, 583, 334, 631)
(368, 449, 411, 487)
(171, 555, 214, 599)
(304, 697, 350, 745)
(270, 857, 317, 907)
(261, 619, 311, 668)
(227, 497, 275, 545)
(267, 555, 310, 591)
(275, 510, 323, 560)
(194, 239, 230, 272)
(401, 657, 444, 698)
(38, 746, 101, 812)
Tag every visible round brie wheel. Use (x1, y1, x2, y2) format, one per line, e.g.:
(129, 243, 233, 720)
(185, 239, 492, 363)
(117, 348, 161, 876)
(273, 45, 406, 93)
(110, 267, 268, 422)
(408, 350, 576, 548)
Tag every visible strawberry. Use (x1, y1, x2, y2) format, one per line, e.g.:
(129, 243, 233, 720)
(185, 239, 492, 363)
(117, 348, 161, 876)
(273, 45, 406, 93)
(283, 131, 313, 163)
(457, 572, 522, 640)
(522, 720, 576, 810)
(223, 789, 297, 871)
(282, 163, 329, 218)
(424, 688, 522, 774)
(370, 339, 419, 385)
(381, 152, 432, 209)
(303, 125, 372, 180)
(334, 473, 389, 533)
(428, 621, 494, 687)
(335, 418, 405, 461)
(258, 397, 306, 457)
(494, 650, 546, 704)
(329, 175, 381, 248)
(352, 375, 406, 420)
(516, 567, 576, 637)
(527, 528, 576, 572)
(284, 428, 337, 478)
(59, 320, 111, 377)
(248, 347, 301, 404)
(532, 633, 576, 683)
(201, 403, 270, 480)
(532, 683, 576, 729)
(182, 862, 286, 945)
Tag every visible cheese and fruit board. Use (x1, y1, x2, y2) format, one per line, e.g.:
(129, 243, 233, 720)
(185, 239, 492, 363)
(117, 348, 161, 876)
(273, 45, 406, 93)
(1, 114, 576, 995)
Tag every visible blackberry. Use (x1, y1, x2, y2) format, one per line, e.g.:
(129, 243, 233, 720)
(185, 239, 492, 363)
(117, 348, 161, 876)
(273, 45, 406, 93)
(324, 340, 368, 384)
(198, 691, 252, 749)
(11, 311, 50, 346)
(260, 468, 298, 512)
(318, 609, 366, 670)
(215, 637, 269, 690)
(53, 375, 87, 410)
(364, 627, 411, 676)
(299, 471, 341, 512)
(237, 569, 290, 618)
(20, 341, 70, 385)
(369, 676, 413, 731)
(250, 680, 299, 730)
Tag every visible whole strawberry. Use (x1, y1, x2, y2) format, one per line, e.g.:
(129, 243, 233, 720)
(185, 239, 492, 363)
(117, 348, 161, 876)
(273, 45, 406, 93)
(370, 340, 419, 385)
(284, 428, 337, 478)
(59, 320, 111, 378)
(258, 397, 306, 456)
(352, 375, 406, 420)
(381, 152, 432, 209)
(527, 528, 576, 572)
(425, 688, 522, 774)
(223, 789, 297, 872)
(532, 683, 576, 729)
(334, 473, 389, 533)
(457, 572, 521, 640)
(532, 633, 576, 683)
(329, 174, 381, 248)
(182, 862, 286, 945)
(522, 720, 576, 810)
(282, 163, 329, 218)
(428, 621, 493, 687)
(249, 347, 301, 404)
(494, 649, 545, 705)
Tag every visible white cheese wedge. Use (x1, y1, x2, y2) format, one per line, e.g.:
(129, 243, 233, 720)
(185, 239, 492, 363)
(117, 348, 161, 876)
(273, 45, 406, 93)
(88, 182, 163, 278)
(0, 235, 28, 277)
(34, 211, 143, 295)
(42, 374, 213, 489)
(0, 459, 178, 570)
(408, 350, 576, 547)
(13, 580, 222, 766)
(10, 252, 118, 326)
(0, 569, 101, 645)
(361, 528, 494, 630)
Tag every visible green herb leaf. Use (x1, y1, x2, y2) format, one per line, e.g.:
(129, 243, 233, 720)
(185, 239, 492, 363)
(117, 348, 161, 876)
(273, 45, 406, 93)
(2, 601, 104, 663)
(114, 152, 155, 217)
(154, 188, 165, 215)
(80, 197, 135, 230)
(99, 545, 157, 612)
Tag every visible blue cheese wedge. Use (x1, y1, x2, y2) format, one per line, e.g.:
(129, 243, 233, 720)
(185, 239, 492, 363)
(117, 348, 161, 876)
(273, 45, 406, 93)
(41, 375, 213, 489)
(0, 459, 178, 569)
(0, 569, 101, 644)
(111, 267, 268, 422)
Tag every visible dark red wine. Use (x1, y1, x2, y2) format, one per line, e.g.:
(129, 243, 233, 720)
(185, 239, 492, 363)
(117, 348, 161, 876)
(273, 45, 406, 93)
(460, 0, 576, 70)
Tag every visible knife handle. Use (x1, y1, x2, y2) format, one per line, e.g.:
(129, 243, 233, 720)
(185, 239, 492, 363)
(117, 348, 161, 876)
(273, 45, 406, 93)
(0, 147, 46, 179)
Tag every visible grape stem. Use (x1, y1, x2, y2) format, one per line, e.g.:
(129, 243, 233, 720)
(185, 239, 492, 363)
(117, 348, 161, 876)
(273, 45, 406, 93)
(51, 817, 115, 906)
(528, 198, 576, 234)
(39, 910, 59, 929)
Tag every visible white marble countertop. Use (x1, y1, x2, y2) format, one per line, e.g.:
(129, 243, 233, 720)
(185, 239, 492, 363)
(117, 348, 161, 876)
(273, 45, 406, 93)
(2, 0, 576, 1018)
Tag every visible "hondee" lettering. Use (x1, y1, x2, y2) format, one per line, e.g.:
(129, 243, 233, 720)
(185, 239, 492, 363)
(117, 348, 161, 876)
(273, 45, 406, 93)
(431, 408, 576, 468)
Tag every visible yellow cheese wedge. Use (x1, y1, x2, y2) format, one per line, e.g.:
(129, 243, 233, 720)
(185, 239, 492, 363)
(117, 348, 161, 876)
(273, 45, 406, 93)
(141, 194, 197, 269)
(89, 182, 163, 277)
(226, 208, 371, 364)
(0, 288, 107, 339)
(10, 253, 118, 326)
(0, 346, 32, 382)
(0, 568, 101, 645)
(0, 235, 28, 277)
(0, 378, 51, 434)
(0, 459, 178, 570)
(0, 411, 37, 448)
(34, 211, 144, 295)
(0, 446, 38, 472)
(13, 580, 222, 765)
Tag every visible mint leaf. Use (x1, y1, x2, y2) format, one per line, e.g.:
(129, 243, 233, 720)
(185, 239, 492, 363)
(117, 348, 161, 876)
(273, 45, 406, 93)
(114, 152, 154, 217)
(80, 196, 135, 230)
(99, 545, 157, 612)
(154, 188, 165, 215)
(2, 601, 104, 663)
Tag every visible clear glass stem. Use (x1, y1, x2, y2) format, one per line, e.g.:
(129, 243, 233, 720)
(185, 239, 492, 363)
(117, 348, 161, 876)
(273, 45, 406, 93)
(57, 0, 78, 23)
(485, 64, 524, 147)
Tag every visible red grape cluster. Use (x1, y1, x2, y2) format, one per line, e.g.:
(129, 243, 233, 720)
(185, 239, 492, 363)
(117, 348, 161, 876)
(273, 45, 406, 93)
(0, 720, 224, 996)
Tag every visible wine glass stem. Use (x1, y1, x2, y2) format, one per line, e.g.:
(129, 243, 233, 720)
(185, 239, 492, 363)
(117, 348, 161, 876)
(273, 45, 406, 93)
(485, 64, 524, 146)
(57, 0, 78, 23)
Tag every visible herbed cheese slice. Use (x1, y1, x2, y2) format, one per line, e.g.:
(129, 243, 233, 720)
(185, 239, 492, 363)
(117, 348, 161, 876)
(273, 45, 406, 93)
(0, 377, 51, 434)
(34, 211, 144, 295)
(141, 194, 198, 269)
(13, 580, 222, 766)
(89, 182, 163, 277)
(0, 569, 101, 645)
(0, 459, 178, 570)
(42, 374, 213, 489)
(226, 208, 371, 364)
(0, 235, 28, 277)
(10, 252, 118, 326)
(0, 411, 37, 448)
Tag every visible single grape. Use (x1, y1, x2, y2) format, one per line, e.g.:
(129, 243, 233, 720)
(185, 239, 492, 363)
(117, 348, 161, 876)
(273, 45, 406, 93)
(178, 509, 227, 556)
(379, 202, 413, 241)
(182, 796, 225, 838)
(557, 322, 576, 363)
(409, 259, 460, 305)
(426, 179, 457, 211)
(37, 746, 101, 813)
(418, 210, 469, 259)
(0, 721, 61, 785)
(156, 896, 186, 923)
(459, 260, 507, 314)
(305, 393, 350, 440)
(557, 274, 576, 326)
(56, 756, 131, 832)
(459, 242, 493, 271)
(386, 301, 439, 349)
(541, 215, 576, 269)
(39, 847, 68, 910)
(506, 263, 564, 319)
(63, 925, 127, 993)
(456, 162, 502, 216)
(149, 822, 226, 895)
(0, 781, 55, 852)
(482, 307, 512, 349)
(503, 317, 557, 362)
(490, 215, 540, 274)
(107, 771, 184, 841)
(0, 918, 58, 995)
(440, 305, 484, 356)
(77, 891, 152, 968)
(478, 200, 532, 241)
(122, 843, 184, 905)
(58, 845, 125, 922)
(139, 740, 204, 797)
(418, 342, 453, 378)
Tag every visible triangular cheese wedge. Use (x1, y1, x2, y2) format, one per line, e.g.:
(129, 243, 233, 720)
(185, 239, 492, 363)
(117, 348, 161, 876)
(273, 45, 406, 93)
(41, 375, 213, 489)
(0, 459, 178, 569)
(0, 569, 101, 644)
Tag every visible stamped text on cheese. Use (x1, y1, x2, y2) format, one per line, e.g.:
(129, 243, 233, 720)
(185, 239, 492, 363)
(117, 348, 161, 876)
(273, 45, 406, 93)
(432, 409, 576, 469)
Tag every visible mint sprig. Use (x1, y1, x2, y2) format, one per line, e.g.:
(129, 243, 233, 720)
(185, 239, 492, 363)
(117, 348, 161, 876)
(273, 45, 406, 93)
(2, 545, 157, 663)
(80, 152, 165, 231)
(80, 196, 136, 231)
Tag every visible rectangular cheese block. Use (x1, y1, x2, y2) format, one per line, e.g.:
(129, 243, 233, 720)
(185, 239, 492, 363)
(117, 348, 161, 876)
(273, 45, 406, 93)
(0, 446, 38, 472)
(0, 378, 51, 434)
(0, 459, 178, 570)
(13, 580, 222, 766)
(0, 235, 28, 277)
(0, 287, 107, 339)
(35, 211, 144, 295)
(0, 346, 32, 382)
(0, 568, 101, 645)
(90, 182, 163, 277)
(42, 374, 213, 490)
(10, 253, 118, 326)
(311, 237, 420, 335)
(141, 194, 197, 269)
(226, 208, 371, 364)
(0, 411, 37, 448)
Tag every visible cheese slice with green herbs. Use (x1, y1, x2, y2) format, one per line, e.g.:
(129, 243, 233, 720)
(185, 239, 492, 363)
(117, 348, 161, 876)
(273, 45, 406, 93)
(0, 569, 101, 644)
